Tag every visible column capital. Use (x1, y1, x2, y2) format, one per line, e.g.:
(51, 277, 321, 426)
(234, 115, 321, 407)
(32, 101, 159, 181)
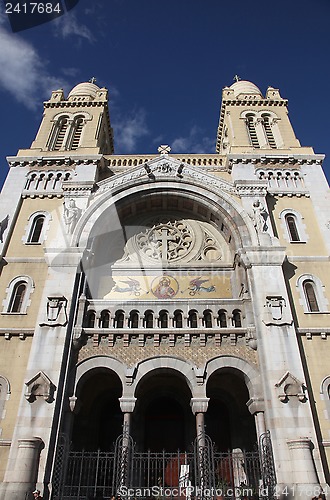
(190, 397, 209, 414)
(246, 397, 265, 415)
(119, 397, 137, 413)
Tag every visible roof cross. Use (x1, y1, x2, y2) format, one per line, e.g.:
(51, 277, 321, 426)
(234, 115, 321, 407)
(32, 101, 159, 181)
(233, 75, 241, 82)
(89, 77, 97, 84)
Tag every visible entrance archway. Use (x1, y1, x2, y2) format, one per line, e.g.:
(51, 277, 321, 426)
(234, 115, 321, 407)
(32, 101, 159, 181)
(72, 368, 123, 451)
(206, 369, 257, 452)
(133, 368, 195, 452)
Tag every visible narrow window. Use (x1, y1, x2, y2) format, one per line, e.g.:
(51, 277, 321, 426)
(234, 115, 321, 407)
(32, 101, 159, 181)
(129, 311, 139, 328)
(144, 311, 154, 328)
(28, 215, 45, 243)
(53, 118, 68, 150)
(174, 310, 183, 328)
(86, 311, 96, 328)
(159, 311, 168, 328)
(115, 311, 124, 328)
(233, 310, 242, 327)
(71, 118, 84, 150)
(188, 311, 198, 328)
(285, 215, 300, 242)
(303, 281, 319, 312)
(8, 282, 27, 313)
(218, 310, 227, 328)
(203, 310, 213, 328)
(100, 310, 110, 328)
(246, 115, 259, 148)
(262, 115, 276, 148)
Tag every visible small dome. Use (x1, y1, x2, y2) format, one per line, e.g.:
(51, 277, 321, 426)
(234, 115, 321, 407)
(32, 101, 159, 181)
(230, 80, 263, 97)
(68, 81, 100, 99)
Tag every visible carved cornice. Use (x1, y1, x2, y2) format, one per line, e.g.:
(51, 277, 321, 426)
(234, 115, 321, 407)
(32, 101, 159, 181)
(234, 180, 268, 197)
(229, 155, 324, 167)
(44, 100, 107, 109)
(96, 157, 235, 196)
(7, 155, 102, 168)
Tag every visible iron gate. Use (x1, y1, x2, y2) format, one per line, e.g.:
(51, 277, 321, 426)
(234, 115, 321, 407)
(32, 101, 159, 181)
(52, 432, 276, 500)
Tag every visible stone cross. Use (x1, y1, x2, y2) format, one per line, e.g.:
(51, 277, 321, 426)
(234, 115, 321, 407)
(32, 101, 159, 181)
(89, 77, 97, 84)
(158, 145, 171, 155)
(233, 75, 241, 82)
(156, 228, 176, 262)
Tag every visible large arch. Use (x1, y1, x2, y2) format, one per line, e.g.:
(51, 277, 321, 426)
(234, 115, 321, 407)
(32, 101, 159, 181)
(72, 175, 258, 250)
(205, 355, 262, 400)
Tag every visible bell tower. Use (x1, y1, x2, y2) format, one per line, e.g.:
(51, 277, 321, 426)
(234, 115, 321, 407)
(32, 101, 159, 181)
(26, 80, 114, 156)
(216, 79, 301, 154)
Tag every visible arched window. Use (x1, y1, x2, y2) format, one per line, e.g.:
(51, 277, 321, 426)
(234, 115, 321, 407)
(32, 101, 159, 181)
(174, 310, 183, 328)
(246, 114, 259, 148)
(262, 115, 276, 148)
(158, 310, 168, 328)
(27, 215, 45, 243)
(3, 276, 34, 314)
(144, 310, 153, 328)
(8, 282, 27, 313)
(285, 214, 300, 242)
(188, 310, 198, 328)
(203, 310, 213, 328)
(303, 281, 319, 312)
(86, 310, 96, 328)
(297, 274, 328, 313)
(232, 310, 242, 327)
(129, 310, 139, 328)
(53, 117, 68, 150)
(100, 310, 110, 328)
(71, 117, 84, 150)
(280, 209, 308, 243)
(114, 310, 124, 328)
(217, 310, 227, 328)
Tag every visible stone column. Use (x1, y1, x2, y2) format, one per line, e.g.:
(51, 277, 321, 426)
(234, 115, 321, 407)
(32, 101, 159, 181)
(0, 437, 44, 499)
(190, 398, 209, 446)
(287, 438, 319, 495)
(247, 398, 266, 442)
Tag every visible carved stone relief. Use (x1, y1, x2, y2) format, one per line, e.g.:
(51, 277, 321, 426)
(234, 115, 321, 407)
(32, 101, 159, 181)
(275, 371, 306, 403)
(25, 371, 56, 403)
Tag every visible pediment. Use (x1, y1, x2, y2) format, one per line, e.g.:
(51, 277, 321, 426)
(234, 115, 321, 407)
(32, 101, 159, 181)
(96, 154, 235, 196)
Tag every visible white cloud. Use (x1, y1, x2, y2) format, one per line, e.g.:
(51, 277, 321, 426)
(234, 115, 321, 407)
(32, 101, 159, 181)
(0, 26, 66, 109)
(52, 12, 94, 42)
(172, 126, 215, 154)
(113, 109, 149, 153)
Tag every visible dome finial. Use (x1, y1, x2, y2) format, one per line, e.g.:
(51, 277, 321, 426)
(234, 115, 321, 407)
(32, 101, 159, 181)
(89, 77, 97, 84)
(233, 75, 241, 83)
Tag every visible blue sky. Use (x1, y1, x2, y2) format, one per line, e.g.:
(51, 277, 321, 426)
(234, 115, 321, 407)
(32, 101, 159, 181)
(0, 0, 330, 189)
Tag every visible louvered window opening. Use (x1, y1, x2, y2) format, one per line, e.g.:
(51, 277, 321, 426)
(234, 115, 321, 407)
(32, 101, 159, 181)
(54, 119, 68, 150)
(263, 116, 276, 148)
(71, 119, 84, 150)
(246, 116, 259, 148)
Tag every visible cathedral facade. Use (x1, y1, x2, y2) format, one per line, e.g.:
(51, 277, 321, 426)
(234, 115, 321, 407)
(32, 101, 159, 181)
(0, 79, 329, 500)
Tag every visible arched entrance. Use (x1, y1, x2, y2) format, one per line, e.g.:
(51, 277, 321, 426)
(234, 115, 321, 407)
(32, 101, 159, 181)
(72, 368, 123, 451)
(206, 369, 257, 452)
(133, 368, 195, 451)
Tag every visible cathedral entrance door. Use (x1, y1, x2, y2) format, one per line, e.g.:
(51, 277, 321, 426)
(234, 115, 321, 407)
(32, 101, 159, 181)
(133, 369, 195, 452)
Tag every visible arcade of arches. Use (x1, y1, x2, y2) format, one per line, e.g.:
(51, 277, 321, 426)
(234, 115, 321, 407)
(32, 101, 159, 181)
(71, 365, 257, 453)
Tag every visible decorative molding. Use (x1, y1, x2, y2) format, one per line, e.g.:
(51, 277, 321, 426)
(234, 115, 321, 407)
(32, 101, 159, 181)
(40, 295, 68, 327)
(234, 180, 268, 197)
(96, 156, 235, 196)
(25, 371, 56, 403)
(275, 371, 306, 402)
(263, 295, 292, 326)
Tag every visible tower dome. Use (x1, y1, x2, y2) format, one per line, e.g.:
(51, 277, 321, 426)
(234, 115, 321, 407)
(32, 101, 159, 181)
(68, 81, 100, 100)
(230, 80, 262, 97)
